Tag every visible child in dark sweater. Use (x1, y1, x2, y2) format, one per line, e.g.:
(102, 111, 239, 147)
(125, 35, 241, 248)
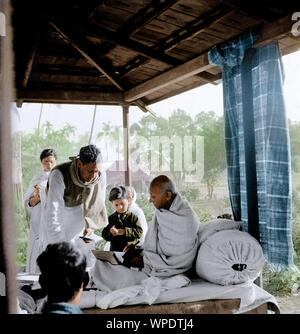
(102, 186, 143, 251)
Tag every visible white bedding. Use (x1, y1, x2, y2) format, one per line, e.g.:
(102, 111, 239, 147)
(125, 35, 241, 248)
(80, 277, 280, 314)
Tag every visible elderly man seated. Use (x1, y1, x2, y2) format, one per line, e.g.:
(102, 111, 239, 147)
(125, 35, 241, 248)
(91, 175, 201, 292)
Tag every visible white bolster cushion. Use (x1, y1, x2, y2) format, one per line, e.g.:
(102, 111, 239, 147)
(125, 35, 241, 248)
(197, 219, 241, 244)
(195, 229, 265, 285)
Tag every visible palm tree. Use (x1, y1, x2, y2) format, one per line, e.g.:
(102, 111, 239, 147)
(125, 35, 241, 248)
(97, 122, 112, 160)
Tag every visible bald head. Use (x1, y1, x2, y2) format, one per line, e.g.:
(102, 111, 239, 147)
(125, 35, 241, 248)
(149, 175, 177, 210)
(150, 175, 177, 194)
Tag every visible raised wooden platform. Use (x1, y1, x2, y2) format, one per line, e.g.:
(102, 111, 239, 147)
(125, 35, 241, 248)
(83, 299, 268, 314)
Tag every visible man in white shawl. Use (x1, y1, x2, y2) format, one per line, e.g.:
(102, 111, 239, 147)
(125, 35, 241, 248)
(45, 145, 107, 265)
(24, 148, 57, 273)
(91, 175, 201, 291)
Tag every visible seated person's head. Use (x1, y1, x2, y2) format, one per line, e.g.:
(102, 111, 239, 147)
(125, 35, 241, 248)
(109, 185, 129, 214)
(126, 186, 136, 207)
(149, 175, 177, 210)
(77, 144, 103, 182)
(37, 242, 88, 304)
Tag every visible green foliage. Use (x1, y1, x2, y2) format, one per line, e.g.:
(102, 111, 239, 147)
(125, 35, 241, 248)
(181, 187, 199, 202)
(262, 263, 300, 296)
(97, 122, 122, 161)
(136, 193, 154, 224)
(194, 112, 226, 199)
(193, 206, 214, 223)
(130, 109, 226, 198)
(105, 193, 115, 217)
(289, 120, 300, 161)
(292, 156, 300, 173)
(14, 198, 30, 269)
(19, 122, 85, 191)
(262, 186, 300, 296)
(223, 196, 231, 209)
(293, 215, 300, 260)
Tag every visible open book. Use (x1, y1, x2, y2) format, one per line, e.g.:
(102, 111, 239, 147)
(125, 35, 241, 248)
(92, 250, 122, 265)
(92, 248, 143, 267)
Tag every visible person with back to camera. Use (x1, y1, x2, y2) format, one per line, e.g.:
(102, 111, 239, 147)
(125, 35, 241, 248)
(102, 185, 143, 252)
(45, 145, 107, 258)
(24, 148, 57, 273)
(37, 242, 89, 314)
(126, 186, 148, 245)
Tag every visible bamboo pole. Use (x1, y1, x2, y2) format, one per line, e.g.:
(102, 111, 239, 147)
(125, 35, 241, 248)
(35, 103, 43, 155)
(88, 105, 97, 144)
(123, 105, 131, 186)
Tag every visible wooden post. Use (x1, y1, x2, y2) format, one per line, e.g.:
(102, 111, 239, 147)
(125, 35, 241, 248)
(122, 105, 131, 186)
(0, 0, 17, 314)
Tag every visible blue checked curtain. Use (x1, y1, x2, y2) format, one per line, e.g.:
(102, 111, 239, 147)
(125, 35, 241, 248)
(208, 32, 294, 269)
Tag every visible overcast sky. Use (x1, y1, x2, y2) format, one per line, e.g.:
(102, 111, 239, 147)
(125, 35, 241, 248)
(12, 50, 300, 136)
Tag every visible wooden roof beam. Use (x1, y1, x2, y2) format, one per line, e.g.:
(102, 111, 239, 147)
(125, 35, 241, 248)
(146, 72, 222, 105)
(196, 72, 222, 85)
(223, 0, 295, 22)
(156, 3, 235, 53)
(117, 4, 234, 79)
(86, 0, 180, 62)
(84, 24, 181, 66)
(17, 88, 124, 105)
(86, 0, 108, 19)
(124, 53, 212, 102)
(146, 81, 209, 106)
(117, 0, 179, 37)
(48, 19, 125, 91)
(22, 29, 40, 88)
(124, 13, 295, 103)
(33, 63, 105, 77)
(47, 18, 154, 115)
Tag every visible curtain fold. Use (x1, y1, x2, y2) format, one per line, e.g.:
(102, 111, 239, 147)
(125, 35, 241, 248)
(208, 32, 294, 269)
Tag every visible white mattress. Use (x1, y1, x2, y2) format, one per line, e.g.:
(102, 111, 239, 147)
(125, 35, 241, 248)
(80, 278, 280, 314)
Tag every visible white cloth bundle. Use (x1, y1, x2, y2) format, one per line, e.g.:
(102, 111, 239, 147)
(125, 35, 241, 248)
(197, 218, 241, 244)
(195, 229, 265, 286)
(95, 274, 191, 309)
(80, 290, 107, 309)
(91, 259, 149, 292)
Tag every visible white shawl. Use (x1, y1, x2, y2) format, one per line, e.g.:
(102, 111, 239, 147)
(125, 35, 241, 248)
(24, 170, 50, 273)
(142, 193, 201, 277)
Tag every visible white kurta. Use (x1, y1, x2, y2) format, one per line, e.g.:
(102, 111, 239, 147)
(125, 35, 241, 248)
(129, 203, 148, 245)
(45, 168, 107, 267)
(24, 170, 50, 273)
